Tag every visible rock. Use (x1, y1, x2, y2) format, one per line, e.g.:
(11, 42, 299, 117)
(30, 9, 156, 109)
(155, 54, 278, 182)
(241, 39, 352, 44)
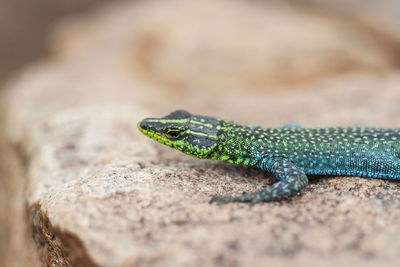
(3, 0, 400, 266)
(48, 0, 397, 91)
(0, 116, 39, 267)
(299, 0, 400, 42)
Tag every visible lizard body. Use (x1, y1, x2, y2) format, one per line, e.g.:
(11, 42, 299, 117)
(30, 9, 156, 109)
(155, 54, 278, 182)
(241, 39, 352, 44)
(138, 110, 400, 203)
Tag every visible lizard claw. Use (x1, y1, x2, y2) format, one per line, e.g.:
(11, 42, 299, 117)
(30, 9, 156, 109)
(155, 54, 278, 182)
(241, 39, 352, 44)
(209, 195, 234, 204)
(209, 196, 223, 204)
(209, 194, 253, 204)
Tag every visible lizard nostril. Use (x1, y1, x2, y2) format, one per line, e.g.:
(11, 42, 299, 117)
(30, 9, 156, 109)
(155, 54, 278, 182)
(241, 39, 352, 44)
(138, 121, 148, 130)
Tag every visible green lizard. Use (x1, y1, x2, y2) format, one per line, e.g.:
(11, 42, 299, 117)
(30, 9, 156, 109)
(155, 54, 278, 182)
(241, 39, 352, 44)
(138, 110, 400, 203)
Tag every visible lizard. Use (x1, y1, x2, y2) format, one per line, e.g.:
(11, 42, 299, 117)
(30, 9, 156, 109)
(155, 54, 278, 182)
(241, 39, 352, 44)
(137, 110, 400, 203)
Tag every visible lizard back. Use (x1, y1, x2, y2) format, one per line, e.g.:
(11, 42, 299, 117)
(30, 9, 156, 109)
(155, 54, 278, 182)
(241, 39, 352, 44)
(216, 125, 400, 179)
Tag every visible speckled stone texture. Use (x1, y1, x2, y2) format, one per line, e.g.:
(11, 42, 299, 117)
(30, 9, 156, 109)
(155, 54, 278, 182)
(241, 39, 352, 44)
(3, 0, 400, 266)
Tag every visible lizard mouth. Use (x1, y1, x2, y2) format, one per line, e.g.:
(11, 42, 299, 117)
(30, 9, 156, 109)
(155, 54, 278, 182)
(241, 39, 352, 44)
(137, 122, 174, 147)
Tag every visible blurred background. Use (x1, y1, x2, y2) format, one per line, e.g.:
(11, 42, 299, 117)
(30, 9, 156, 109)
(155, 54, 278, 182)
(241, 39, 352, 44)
(1, 0, 400, 266)
(0, 0, 119, 265)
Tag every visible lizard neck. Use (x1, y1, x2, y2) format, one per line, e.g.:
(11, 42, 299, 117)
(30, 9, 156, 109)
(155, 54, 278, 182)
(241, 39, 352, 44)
(209, 122, 298, 166)
(208, 121, 261, 166)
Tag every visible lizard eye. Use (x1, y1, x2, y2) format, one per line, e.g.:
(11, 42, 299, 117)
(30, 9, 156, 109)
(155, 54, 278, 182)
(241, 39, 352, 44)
(165, 129, 182, 139)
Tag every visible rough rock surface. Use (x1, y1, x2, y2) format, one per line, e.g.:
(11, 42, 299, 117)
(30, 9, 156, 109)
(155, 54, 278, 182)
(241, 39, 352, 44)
(3, 0, 400, 266)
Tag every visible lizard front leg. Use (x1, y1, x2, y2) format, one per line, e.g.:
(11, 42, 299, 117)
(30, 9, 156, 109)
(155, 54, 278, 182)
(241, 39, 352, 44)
(210, 158, 309, 203)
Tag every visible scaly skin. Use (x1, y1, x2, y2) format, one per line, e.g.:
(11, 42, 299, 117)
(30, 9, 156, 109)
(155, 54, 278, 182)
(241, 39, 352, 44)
(138, 110, 400, 203)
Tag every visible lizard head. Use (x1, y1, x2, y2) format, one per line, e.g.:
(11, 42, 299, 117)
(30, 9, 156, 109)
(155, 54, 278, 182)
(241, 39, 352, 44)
(138, 110, 222, 158)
